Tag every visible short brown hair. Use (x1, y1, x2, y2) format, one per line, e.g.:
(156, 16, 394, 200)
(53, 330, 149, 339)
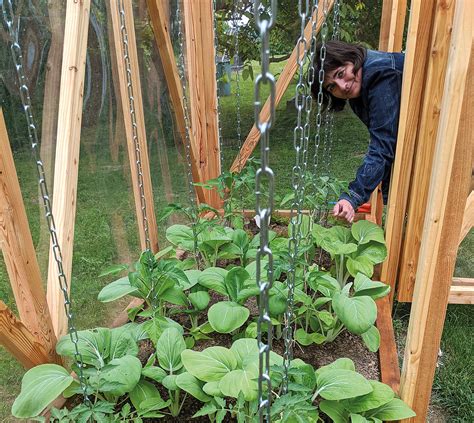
(311, 40, 367, 111)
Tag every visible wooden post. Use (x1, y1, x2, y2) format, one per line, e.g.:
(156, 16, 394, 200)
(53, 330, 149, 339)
(397, 0, 457, 302)
(46, 0, 91, 339)
(183, 0, 222, 208)
(458, 190, 473, 246)
(230, 1, 334, 174)
(399, 2, 472, 419)
(381, 0, 437, 301)
(146, 0, 206, 204)
(0, 301, 51, 369)
(0, 110, 60, 364)
(369, 0, 408, 225)
(110, 0, 159, 252)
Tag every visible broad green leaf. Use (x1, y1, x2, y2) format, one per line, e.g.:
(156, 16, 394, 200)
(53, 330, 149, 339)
(156, 328, 186, 372)
(98, 277, 139, 302)
(219, 242, 242, 259)
(295, 328, 326, 346)
(225, 267, 250, 302)
(56, 328, 111, 368)
(181, 346, 238, 382)
(319, 400, 350, 423)
(316, 358, 355, 376)
(154, 245, 175, 260)
(351, 414, 370, 423)
(369, 398, 416, 420)
(219, 369, 258, 401)
(162, 374, 178, 390)
(230, 338, 259, 366)
(332, 293, 377, 335)
(199, 226, 232, 249)
(176, 372, 212, 402)
(109, 325, 139, 360)
(203, 381, 223, 396)
(331, 226, 354, 243)
(143, 316, 183, 344)
(12, 365, 74, 418)
(307, 272, 340, 297)
(198, 267, 228, 295)
(232, 229, 250, 250)
(90, 355, 142, 396)
(342, 380, 394, 413)
(351, 221, 385, 245)
(347, 256, 374, 278)
(316, 369, 372, 400)
(361, 326, 381, 352)
(188, 291, 210, 310)
(269, 292, 288, 316)
(357, 243, 387, 264)
(208, 301, 250, 333)
(142, 366, 167, 383)
(166, 224, 195, 250)
(130, 380, 163, 412)
(182, 270, 201, 290)
(160, 285, 188, 306)
(353, 273, 390, 300)
(99, 264, 128, 277)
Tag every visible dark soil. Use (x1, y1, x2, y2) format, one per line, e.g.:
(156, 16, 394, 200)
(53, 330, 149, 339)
(244, 217, 288, 238)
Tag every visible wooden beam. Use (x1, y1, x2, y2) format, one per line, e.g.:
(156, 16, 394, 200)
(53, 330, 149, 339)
(376, 296, 401, 393)
(458, 190, 473, 245)
(449, 277, 474, 304)
(183, 0, 222, 208)
(0, 301, 51, 369)
(0, 110, 60, 364)
(146, 0, 206, 204)
(46, 0, 90, 339)
(110, 0, 159, 253)
(397, 0, 458, 302)
(379, 0, 408, 52)
(399, 2, 472, 420)
(381, 0, 437, 302)
(230, 1, 335, 173)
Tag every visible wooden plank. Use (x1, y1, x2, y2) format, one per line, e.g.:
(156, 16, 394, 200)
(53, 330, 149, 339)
(230, 1, 335, 173)
(458, 190, 473, 245)
(183, 0, 222, 208)
(110, 0, 159, 253)
(376, 296, 400, 393)
(0, 110, 60, 364)
(399, 2, 472, 419)
(146, 0, 206, 204)
(0, 301, 51, 369)
(381, 0, 437, 303)
(449, 278, 474, 304)
(46, 0, 90, 338)
(397, 0, 457, 302)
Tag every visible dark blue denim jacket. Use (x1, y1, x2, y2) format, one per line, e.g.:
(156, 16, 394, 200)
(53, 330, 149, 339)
(339, 50, 404, 209)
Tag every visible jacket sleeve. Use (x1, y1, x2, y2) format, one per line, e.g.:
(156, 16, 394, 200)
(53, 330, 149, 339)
(340, 69, 402, 210)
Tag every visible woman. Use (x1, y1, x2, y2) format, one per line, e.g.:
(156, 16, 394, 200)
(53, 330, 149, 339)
(311, 40, 404, 223)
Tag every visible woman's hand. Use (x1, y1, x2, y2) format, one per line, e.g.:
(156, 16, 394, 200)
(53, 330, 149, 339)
(332, 199, 355, 223)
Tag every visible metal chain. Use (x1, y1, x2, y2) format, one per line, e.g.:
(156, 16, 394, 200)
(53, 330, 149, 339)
(117, 0, 151, 251)
(2, 0, 90, 404)
(213, 0, 224, 175)
(254, 1, 277, 420)
(282, 0, 310, 394)
(175, 0, 199, 256)
(233, 0, 244, 210)
(311, 0, 329, 220)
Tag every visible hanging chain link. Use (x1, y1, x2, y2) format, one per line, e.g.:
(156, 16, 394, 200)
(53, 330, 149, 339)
(1, 0, 90, 404)
(254, 1, 277, 420)
(282, 0, 310, 393)
(311, 0, 330, 220)
(175, 0, 199, 256)
(117, 0, 151, 251)
(233, 0, 244, 210)
(213, 0, 224, 174)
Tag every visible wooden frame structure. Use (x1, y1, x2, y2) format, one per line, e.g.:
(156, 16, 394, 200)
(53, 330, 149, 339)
(0, 1, 472, 422)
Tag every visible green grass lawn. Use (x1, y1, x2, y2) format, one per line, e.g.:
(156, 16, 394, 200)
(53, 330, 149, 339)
(0, 56, 472, 422)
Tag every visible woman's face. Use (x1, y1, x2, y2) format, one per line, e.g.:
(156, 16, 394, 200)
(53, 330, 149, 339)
(323, 62, 362, 100)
